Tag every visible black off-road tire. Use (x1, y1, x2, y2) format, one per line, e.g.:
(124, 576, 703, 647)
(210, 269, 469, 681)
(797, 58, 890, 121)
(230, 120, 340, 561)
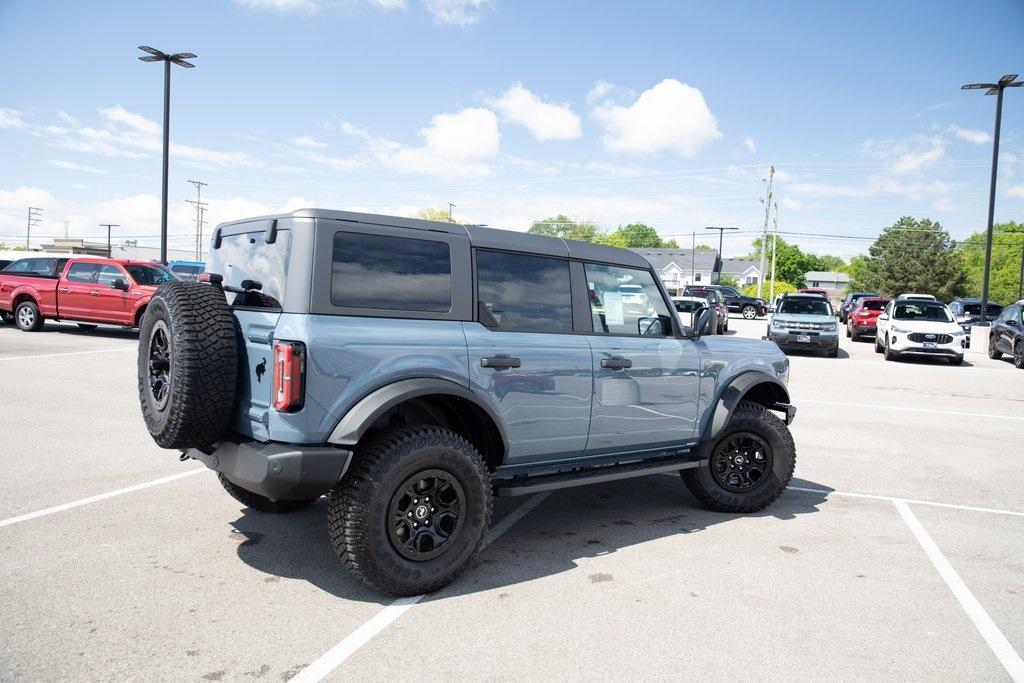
(682, 401, 796, 513)
(1014, 341, 1024, 369)
(217, 473, 317, 513)
(137, 281, 238, 450)
(14, 300, 43, 331)
(987, 336, 1002, 360)
(328, 426, 493, 597)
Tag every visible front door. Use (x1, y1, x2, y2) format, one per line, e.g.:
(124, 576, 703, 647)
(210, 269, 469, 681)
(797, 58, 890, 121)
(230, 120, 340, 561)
(465, 250, 593, 466)
(582, 262, 701, 455)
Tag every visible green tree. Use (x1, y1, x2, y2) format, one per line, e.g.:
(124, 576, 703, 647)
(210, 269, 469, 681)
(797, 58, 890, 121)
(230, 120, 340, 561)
(694, 243, 714, 252)
(417, 207, 456, 223)
(603, 223, 679, 249)
(746, 236, 816, 289)
(855, 216, 967, 300)
(806, 254, 848, 273)
(718, 275, 740, 288)
(528, 215, 598, 242)
(743, 280, 797, 298)
(959, 222, 1024, 304)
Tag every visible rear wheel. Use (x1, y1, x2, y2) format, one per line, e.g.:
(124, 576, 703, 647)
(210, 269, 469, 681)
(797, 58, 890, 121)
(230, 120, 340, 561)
(328, 426, 493, 596)
(682, 401, 795, 513)
(14, 300, 43, 332)
(988, 336, 1002, 360)
(742, 305, 757, 320)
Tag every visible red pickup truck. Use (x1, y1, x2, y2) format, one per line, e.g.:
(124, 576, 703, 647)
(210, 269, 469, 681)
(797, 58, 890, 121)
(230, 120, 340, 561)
(0, 256, 175, 331)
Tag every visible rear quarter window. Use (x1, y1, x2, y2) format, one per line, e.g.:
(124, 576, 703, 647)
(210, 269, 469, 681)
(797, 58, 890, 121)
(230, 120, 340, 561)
(330, 232, 452, 312)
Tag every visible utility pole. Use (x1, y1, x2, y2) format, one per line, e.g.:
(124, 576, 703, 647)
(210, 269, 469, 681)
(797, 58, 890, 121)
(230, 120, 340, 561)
(691, 231, 696, 288)
(63, 220, 69, 239)
(448, 202, 456, 222)
(769, 202, 779, 305)
(1018, 241, 1024, 300)
(757, 165, 775, 300)
(961, 73, 1022, 325)
(100, 224, 120, 257)
(187, 179, 207, 260)
(705, 226, 738, 284)
(26, 207, 42, 249)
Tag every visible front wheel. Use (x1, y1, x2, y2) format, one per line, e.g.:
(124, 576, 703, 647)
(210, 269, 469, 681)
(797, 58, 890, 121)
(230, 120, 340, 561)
(1014, 341, 1024, 369)
(884, 338, 898, 361)
(742, 305, 757, 320)
(988, 336, 1001, 360)
(328, 426, 493, 596)
(682, 401, 796, 513)
(875, 335, 883, 353)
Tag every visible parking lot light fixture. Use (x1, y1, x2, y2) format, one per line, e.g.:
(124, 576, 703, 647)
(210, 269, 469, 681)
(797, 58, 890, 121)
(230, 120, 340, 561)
(138, 46, 197, 264)
(962, 73, 1022, 323)
(705, 226, 738, 285)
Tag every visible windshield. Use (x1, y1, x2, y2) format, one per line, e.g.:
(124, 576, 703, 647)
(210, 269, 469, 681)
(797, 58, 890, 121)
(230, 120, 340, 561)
(893, 303, 953, 322)
(673, 300, 704, 313)
(206, 230, 291, 309)
(778, 298, 831, 316)
(126, 265, 175, 286)
(170, 264, 204, 281)
(963, 303, 1002, 316)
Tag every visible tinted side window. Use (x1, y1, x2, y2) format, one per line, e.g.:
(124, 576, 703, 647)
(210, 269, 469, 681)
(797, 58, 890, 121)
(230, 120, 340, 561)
(586, 263, 672, 336)
(96, 265, 124, 285)
(331, 232, 451, 312)
(66, 263, 97, 283)
(476, 250, 572, 333)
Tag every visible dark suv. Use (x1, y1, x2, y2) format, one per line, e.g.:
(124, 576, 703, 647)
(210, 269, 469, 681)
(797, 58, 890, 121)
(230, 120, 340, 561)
(136, 209, 797, 596)
(838, 291, 878, 323)
(686, 284, 767, 320)
(988, 300, 1023, 368)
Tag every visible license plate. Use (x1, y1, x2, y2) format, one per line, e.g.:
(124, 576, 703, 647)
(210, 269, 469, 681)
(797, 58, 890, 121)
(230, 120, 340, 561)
(923, 342, 936, 349)
(797, 335, 811, 343)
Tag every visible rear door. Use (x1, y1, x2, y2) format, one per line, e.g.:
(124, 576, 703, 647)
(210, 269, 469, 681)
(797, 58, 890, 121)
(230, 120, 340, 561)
(59, 262, 98, 319)
(582, 262, 701, 455)
(465, 249, 593, 466)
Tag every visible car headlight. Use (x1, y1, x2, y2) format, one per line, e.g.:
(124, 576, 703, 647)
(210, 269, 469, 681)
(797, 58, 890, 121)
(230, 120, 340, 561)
(951, 329, 965, 336)
(824, 322, 837, 331)
(891, 325, 909, 334)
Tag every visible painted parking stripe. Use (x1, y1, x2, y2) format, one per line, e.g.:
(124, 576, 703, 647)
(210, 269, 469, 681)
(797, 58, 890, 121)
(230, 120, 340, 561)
(799, 398, 1024, 422)
(0, 347, 135, 362)
(290, 492, 552, 683)
(786, 486, 1024, 518)
(894, 500, 1024, 681)
(0, 469, 205, 529)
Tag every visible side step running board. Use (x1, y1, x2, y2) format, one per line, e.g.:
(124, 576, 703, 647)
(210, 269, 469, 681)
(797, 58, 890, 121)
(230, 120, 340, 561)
(493, 455, 703, 498)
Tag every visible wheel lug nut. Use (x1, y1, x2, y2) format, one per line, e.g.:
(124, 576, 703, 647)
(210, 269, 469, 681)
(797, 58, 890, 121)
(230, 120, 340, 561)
(407, 512, 412, 517)
(413, 498, 418, 503)
(431, 507, 435, 512)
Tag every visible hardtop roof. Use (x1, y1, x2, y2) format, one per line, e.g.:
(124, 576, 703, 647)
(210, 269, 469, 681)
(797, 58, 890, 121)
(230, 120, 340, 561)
(216, 208, 650, 269)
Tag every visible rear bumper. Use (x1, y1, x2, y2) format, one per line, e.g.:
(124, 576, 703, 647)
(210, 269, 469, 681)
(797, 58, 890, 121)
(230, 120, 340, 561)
(187, 438, 353, 501)
(851, 323, 877, 334)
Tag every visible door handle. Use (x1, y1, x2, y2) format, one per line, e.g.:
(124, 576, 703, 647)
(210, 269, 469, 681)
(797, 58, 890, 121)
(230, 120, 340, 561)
(601, 356, 633, 369)
(90, 290, 100, 296)
(481, 355, 521, 369)
(59, 287, 70, 293)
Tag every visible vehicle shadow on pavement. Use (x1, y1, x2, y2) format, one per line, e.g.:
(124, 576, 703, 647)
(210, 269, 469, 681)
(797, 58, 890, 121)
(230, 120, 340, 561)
(34, 324, 138, 339)
(784, 348, 851, 359)
(228, 474, 831, 603)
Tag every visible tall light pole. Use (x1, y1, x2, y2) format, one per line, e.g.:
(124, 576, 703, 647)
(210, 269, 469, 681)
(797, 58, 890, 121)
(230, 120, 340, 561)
(138, 46, 196, 264)
(705, 226, 738, 284)
(962, 73, 1022, 321)
(100, 224, 120, 257)
(448, 202, 456, 222)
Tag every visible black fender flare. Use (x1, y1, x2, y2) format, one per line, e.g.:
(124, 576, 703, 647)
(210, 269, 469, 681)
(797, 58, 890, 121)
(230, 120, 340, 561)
(326, 377, 510, 455)
(701, 371, 794, 443)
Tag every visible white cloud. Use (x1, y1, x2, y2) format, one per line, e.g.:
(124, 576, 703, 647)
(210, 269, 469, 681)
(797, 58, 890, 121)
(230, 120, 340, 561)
(292, 135, 327, 149)
(232, 0, 318, 11)
(422, 0, 493, 26)
(891, 141, 945, 174)
(779, 197, 802, 211)
(863, 135, 946, 175)
(47, 160, 106, 175)
(100, 105, 161, 136)
(1007, 183, 1024, 199)
(371, 0, 407, 7)
(586, 81, 615, 105)
(742, 136, 756, 154)
(590, 78, 721, 156)
(933, 195, 958, 212)
(389, 107, 499, 176)
(490, 83, 581, 141)
(949, 125, 991, 145)
(0, 186, 58, 211)
(0, 108, 26, 130)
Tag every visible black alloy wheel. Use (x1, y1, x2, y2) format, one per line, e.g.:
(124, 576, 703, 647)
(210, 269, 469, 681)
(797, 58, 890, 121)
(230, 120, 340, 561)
(148, 319, 171, 411)
(710, 432, 773, 493)
(388, 469, 466, 561)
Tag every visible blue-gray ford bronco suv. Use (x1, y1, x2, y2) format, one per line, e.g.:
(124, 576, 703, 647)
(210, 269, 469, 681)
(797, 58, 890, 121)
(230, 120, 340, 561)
(137, 210, 797, 596)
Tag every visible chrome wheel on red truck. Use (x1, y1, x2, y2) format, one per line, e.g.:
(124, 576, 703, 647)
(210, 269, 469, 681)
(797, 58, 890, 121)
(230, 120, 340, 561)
(14, 300, 43, 332)
(137, 280, 238, 450)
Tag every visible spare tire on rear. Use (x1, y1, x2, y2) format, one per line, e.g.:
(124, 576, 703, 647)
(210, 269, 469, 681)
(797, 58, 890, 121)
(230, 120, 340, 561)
(138, 281, 238, 450)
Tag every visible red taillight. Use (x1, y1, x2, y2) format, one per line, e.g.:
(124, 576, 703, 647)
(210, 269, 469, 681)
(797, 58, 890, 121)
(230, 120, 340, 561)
(273, 341, 306, 412)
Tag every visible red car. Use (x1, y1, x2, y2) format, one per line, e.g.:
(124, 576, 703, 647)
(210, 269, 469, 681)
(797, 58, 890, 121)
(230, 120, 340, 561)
(798, 288, 830, 298)
(846, 297, 891, 341)
(0, 256, 175, 332)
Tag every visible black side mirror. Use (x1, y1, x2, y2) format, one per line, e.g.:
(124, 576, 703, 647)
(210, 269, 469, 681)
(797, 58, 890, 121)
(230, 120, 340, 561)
(110, 278, 129, 291)
(685, 306, 714, 338)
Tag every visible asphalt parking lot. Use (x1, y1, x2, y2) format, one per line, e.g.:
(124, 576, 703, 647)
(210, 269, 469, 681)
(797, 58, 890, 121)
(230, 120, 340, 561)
(1, 317, 1022, 681)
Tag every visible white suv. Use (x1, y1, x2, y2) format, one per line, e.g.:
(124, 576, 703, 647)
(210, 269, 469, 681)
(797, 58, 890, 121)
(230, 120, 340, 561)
(876, 299, 965, 365)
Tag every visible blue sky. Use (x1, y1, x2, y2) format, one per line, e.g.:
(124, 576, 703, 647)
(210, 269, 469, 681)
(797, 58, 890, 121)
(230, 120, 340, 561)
(1, 0, 1022, 258)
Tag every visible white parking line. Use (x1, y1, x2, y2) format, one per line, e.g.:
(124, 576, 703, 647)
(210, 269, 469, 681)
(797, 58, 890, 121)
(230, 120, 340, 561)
(894, 500, 1024, 682)
(786, 485, 1024, 518)
(799, 398, 1024, 422)
(290, 492, 551, 683)
(0, 347, 135, 362)
(0, 469, 205, 529)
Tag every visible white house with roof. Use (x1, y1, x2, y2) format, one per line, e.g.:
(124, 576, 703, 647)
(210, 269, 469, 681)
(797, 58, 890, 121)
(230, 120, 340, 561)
(804, 271, 851, 297)
(632, 248, 720, 295)
(720, 258, 763, 287)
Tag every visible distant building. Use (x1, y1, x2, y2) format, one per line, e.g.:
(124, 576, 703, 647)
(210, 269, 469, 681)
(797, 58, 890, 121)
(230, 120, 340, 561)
(804, 271, 850, 297)
(632, 248, 719, 295)
(41, 238, 196, 263)
(720, 258, 762, 287)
